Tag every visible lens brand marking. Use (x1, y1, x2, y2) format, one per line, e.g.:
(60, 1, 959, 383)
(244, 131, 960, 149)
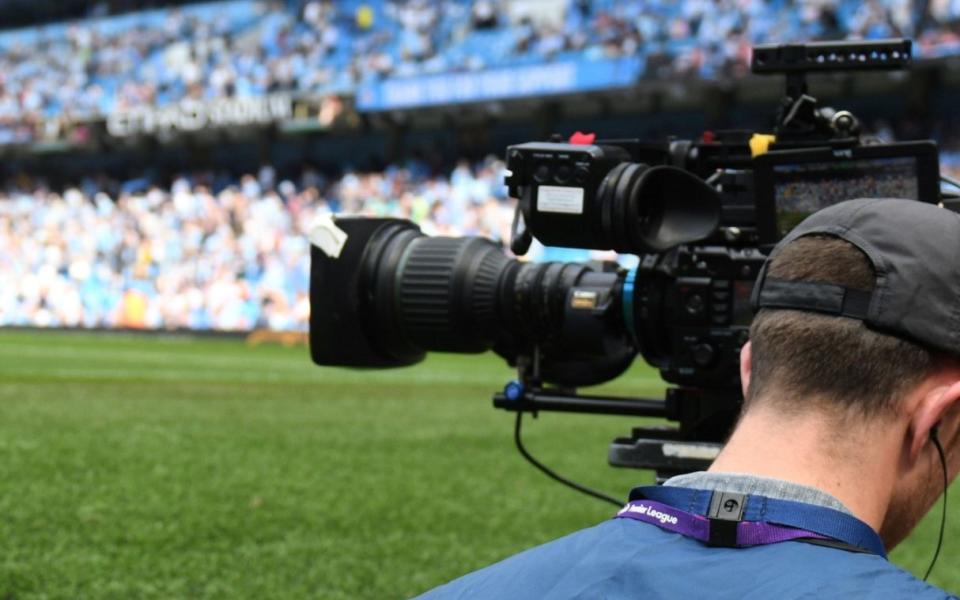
(571, 290, 598, 309)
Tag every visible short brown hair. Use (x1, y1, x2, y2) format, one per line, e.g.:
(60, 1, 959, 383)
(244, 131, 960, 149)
(747, 235, 939, 419)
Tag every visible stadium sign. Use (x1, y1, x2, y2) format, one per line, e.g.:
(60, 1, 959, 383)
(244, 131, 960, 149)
(356, 57, 642, 111)
(107, 94, 293, 137)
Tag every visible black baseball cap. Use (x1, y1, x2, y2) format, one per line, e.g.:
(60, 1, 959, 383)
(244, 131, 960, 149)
(751, 198, 960, 356)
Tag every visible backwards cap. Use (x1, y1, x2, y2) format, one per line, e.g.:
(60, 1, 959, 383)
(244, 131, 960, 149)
(751, 198, 960, 356)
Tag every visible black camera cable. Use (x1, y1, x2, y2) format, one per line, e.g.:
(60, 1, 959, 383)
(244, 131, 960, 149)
(513, 412, 624, 508)
(922, 425, 948, 582)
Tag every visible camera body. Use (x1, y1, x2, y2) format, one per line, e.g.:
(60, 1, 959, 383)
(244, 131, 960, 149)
(633, 245, 763, 389)
(308, 39, 944, 475)
(502, 135, 763, 390)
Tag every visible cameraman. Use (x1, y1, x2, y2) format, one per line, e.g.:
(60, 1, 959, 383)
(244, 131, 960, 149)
(419, 198, 960, 599)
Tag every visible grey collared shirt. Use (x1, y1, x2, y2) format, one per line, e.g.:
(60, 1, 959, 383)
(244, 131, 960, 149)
(663, 471, 853, 515)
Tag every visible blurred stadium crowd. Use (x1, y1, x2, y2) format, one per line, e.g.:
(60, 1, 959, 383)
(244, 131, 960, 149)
(5, 148, 960, 332)
(4, 0, 960, 142)
(0, 157, 515, 331)
(4, 0, 960, 332)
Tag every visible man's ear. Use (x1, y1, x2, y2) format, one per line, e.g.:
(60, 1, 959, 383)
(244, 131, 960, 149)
(907, 378, 960, 463)
(739, 341, 752, 400)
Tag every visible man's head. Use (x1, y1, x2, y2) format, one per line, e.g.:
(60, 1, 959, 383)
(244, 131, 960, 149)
(745, 234, 941, 420)
(735, 198, 960, 548)
(745, 197, 960, 422)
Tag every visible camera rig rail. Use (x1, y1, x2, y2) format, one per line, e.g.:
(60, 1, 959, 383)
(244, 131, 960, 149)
(493, 384, 735, 480)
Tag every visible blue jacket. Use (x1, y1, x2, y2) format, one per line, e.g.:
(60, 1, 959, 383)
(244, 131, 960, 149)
(418, 489, 955, 599)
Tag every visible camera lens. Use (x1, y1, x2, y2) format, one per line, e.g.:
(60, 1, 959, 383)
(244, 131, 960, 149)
(330, 220, 635, 386)
(361, 226, 512, 354)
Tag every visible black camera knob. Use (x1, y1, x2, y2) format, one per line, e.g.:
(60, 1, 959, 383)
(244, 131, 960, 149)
(692, 342, 717, 367)
(830, 110, 859, 134)
(534, 164, 552, 183)
(684, 293, 706, 316)
(574, 166, 589, 184)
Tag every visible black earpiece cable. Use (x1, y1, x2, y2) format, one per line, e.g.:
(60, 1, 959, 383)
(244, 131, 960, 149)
(923, 427, 948, 582)
(513, 412, 623, 508)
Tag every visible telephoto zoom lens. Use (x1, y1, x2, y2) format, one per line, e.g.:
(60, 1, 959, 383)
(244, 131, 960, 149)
(360, 220, 591, 356)
(373, 231, 514, 353)
(310, 217, 636, 387)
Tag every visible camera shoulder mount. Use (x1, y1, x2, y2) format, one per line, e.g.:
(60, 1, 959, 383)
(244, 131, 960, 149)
(492, 349, 737, 481)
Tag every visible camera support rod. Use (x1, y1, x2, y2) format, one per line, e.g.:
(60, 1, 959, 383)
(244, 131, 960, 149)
(493, 384, 669, 418)
(493, 383, 726, 480)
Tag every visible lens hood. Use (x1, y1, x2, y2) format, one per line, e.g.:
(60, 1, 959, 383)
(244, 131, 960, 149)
(309, 217, 425, 368)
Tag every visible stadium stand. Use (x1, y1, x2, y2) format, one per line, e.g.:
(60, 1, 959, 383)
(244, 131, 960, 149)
(0, 156, 515, 331)
(3, 0, 960, 141)
(3, 0, 960, 333)
(4, 144, 960, 332)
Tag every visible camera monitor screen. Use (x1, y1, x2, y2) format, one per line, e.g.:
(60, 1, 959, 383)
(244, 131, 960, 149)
(754, 142, 940, 244)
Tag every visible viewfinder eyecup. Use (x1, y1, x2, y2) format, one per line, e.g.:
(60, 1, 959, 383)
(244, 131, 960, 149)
(627, 165, 722, 252)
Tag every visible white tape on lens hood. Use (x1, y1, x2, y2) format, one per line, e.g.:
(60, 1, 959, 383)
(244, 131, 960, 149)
(309, 216, 348, 258)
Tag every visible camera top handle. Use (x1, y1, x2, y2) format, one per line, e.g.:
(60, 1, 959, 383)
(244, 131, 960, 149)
(752, 39, 912, 144)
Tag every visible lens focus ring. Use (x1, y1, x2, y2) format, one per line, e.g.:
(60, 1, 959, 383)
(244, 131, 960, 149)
(396, 236, 508, 352)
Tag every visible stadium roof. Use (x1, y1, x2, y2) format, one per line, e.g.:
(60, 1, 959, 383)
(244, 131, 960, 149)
(0, 0, 200, 30)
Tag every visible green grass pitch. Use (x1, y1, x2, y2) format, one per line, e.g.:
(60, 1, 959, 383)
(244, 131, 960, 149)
(0, 330, 956, 598)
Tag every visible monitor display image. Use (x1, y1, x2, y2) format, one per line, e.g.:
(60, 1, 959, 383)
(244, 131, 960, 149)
(771, 156, 919, 237)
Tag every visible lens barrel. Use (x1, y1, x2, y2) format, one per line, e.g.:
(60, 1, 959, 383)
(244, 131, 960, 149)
(361, 222, 580, 357)
(393, 235, 511, 352)
(311, 217, 636, 386)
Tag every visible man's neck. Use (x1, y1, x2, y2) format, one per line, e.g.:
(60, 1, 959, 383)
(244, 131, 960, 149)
(708, 403, 903, 532)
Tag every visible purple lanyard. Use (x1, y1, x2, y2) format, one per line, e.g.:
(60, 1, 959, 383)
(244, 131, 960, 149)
(615, 499, 829, 547)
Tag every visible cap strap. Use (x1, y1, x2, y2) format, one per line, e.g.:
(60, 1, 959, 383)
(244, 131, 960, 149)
(756, 278, 871, 320)
(749, 261, 770, 312)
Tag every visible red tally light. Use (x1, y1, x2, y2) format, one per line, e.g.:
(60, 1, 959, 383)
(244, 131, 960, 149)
(569, 131, 596, 145)
(701, 131, 716, 143)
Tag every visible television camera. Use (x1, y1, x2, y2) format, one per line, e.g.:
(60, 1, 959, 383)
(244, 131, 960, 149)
(308, 39, 943, 493)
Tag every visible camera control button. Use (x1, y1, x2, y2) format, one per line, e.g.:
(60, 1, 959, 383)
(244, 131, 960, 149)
(534, 164, 552, 183)
(574, 167, 590, 184)
(692, 343, 717, 367)
(684, 294, 706, 316)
